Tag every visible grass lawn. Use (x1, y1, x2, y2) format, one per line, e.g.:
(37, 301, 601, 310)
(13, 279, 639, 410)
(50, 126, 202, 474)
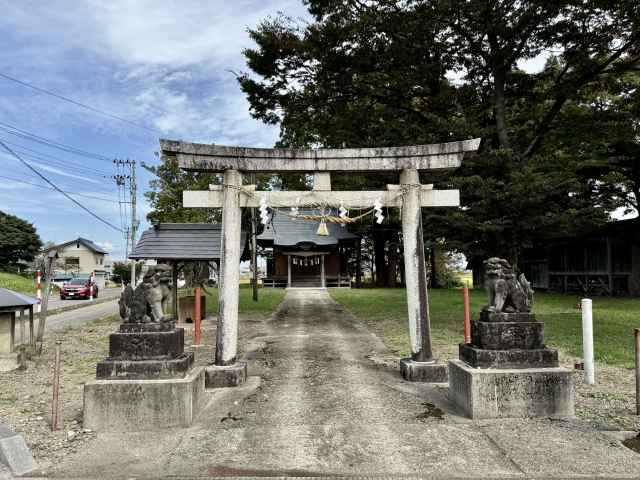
(330, 287, 640, 368)
(179, 284, 286, 317)
(0, 271, 36, 295)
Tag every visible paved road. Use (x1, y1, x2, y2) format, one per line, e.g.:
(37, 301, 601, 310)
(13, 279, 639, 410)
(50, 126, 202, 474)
(49, 289, 640, 478)
(45, 287, 121, 311)
(45, 299, 118, 332)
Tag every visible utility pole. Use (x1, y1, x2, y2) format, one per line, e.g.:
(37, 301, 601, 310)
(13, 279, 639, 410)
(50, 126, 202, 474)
(113, 159, 138, 286)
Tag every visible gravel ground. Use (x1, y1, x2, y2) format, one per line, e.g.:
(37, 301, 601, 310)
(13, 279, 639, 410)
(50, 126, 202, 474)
(1, 301, 638, 472)
(0, 312, 262, 470)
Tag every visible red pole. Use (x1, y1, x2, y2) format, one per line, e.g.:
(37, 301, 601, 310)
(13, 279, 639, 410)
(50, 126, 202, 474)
(463, 285, 471, 344)
(194, 287, 201, 346)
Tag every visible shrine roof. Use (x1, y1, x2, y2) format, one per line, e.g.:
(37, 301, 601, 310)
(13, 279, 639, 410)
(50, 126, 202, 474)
(0, 288, 38, 310)
(130, 223, 246, 261)
(257, 210, 358, 247)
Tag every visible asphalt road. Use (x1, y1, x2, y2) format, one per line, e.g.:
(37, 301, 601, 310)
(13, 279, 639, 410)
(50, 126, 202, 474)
(45, 298, 119, 332)
(45, 287, 121, 311)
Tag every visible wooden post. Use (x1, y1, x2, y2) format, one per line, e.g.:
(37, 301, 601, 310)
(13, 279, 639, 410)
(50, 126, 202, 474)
(355, 239, 362, 288)
(28, 306, 34, 348)
(51, 340, 61, 431)
(463, 285, 471, 344)
(36, 251, 57, 354)
(250, 173, 259, 302)
(636, 329, 640, 415)
(321, 255, 326, 288)
(172, 262, 179, 321)
(215, 169, 242, 366)
(287, 254, 292, 288)
(400, 168, 433, 362)
(194, 287, 202, 346)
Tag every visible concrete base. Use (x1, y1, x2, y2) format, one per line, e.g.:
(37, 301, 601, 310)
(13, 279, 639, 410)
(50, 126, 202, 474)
(0, 423, 38, 476)
(400, 358, 448, 383)
(0, 353, 19, 373)
(448, 359, 574, 419)
(83, 366, 205, 431)
(205, 362, 247, 388)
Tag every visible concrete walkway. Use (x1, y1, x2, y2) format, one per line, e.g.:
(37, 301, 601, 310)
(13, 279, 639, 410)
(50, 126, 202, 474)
(45, 299, 118, 333)
(48, 289, 640, 478)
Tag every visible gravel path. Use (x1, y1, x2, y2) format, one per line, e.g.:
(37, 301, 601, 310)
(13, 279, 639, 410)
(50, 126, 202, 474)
(47, 288, 640, 478)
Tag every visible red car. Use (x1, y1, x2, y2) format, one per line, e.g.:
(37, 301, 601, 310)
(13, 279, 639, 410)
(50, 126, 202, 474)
(60, 278, 98, 300)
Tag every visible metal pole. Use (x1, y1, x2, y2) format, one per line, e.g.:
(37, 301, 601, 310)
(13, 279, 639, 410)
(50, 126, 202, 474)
(581, 298, 595, 385)
(194, 287, 202, 346)
(463, 285, 471, 344)
(51, 340, 62, 431)
(635, 329, 640, 415)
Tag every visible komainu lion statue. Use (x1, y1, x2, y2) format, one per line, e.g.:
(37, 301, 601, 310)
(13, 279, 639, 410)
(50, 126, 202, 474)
(118, 264, 173, 323)
(483, 257, 533, 313)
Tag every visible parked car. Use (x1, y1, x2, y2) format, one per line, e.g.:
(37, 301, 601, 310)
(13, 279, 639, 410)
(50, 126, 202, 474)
(59, 278, 98, 300)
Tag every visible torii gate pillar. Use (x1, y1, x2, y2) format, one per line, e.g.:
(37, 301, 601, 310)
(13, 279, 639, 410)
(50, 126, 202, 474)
(398, 169, 447, 382)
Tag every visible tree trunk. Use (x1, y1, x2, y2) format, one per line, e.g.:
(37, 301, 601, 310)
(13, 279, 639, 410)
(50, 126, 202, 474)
(494, 68, 510, 149)
(373, 230, 387, 287)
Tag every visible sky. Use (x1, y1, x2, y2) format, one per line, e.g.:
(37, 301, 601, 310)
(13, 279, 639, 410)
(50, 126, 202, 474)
(0, 0, 309, 262)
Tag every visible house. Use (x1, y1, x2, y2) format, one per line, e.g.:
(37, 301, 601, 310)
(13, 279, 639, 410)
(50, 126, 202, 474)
(521, 219, 640, 296)
(257, 209, 359, 288)
(44, 238, 109, 277)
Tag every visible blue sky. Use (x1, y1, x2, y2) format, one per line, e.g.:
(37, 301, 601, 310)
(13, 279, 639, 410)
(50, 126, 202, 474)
(0, 0, 309, 261)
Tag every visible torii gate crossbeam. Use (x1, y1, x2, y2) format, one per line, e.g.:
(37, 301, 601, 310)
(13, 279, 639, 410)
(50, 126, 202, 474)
(162, 138, 480, 385)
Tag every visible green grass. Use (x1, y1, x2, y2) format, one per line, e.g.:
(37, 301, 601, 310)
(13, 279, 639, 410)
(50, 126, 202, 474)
(179, 285, 286, 317)
(330, 288, 640, 368)
(0, 271, 36, 294)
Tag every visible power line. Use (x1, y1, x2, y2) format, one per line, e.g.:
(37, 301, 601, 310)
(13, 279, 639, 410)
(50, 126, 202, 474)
(0, 174, 119, 203)
(0, 122, 112, 162)
(0, 72, 163, 134)
(0, 139, 123, 232)
(0, 138, 112, 176)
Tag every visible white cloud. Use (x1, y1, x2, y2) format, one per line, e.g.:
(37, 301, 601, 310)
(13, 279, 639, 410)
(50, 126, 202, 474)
(96, 241, 115, 252)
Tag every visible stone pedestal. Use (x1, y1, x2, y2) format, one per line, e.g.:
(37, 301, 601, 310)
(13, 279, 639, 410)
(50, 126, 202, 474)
(400, 358, 448, 383)
(449, 360, 574, 419)
(205, 362, 247, 388)
(83, 367, 206, 431)
(84, 318, 204, 431)
(96, 321, 194, 380)
(450, 310, 574, 419)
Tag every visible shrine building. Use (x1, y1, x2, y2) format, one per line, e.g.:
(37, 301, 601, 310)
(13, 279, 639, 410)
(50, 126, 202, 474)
(258, 209, 358, 288)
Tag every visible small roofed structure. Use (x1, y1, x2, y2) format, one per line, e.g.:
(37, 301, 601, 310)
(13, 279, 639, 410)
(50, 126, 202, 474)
(258, 209, 359, 288)
(129, 223, 246, 319)
(0, 288, 37, 372)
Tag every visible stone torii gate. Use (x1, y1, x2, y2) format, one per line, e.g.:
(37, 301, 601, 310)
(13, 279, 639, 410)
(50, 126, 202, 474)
(161, 138, 480, 386)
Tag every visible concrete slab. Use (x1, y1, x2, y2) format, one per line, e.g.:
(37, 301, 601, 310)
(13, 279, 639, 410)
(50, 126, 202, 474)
(83, 366, 206, 431)
(0, 423, 38, 476)
(449, 359, 574, 419)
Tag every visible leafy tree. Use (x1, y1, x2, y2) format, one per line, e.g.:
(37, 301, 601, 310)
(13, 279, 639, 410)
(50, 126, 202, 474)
(142, 157, 221, 224)
(0, 211, 42, 271)
(239, 0, 640, 273)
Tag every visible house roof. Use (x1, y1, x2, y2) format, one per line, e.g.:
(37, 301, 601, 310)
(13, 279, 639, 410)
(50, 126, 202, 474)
(46, 238, 109, 255)
(0, 288, 38, 310)
(129, 223, 246, 261)
(257, 209, 359, 248)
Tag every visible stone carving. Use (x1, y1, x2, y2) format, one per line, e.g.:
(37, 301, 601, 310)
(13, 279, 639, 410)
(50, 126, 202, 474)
(118, 264, 173, 323)
(483, 257, 533, 313)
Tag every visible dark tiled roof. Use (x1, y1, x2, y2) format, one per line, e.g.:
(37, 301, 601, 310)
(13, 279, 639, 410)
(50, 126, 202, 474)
(47, 238, 109, 255)
(257, 209, 359, 247)
(0, 288, 38, 309)
(129, 223, 246, 261)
